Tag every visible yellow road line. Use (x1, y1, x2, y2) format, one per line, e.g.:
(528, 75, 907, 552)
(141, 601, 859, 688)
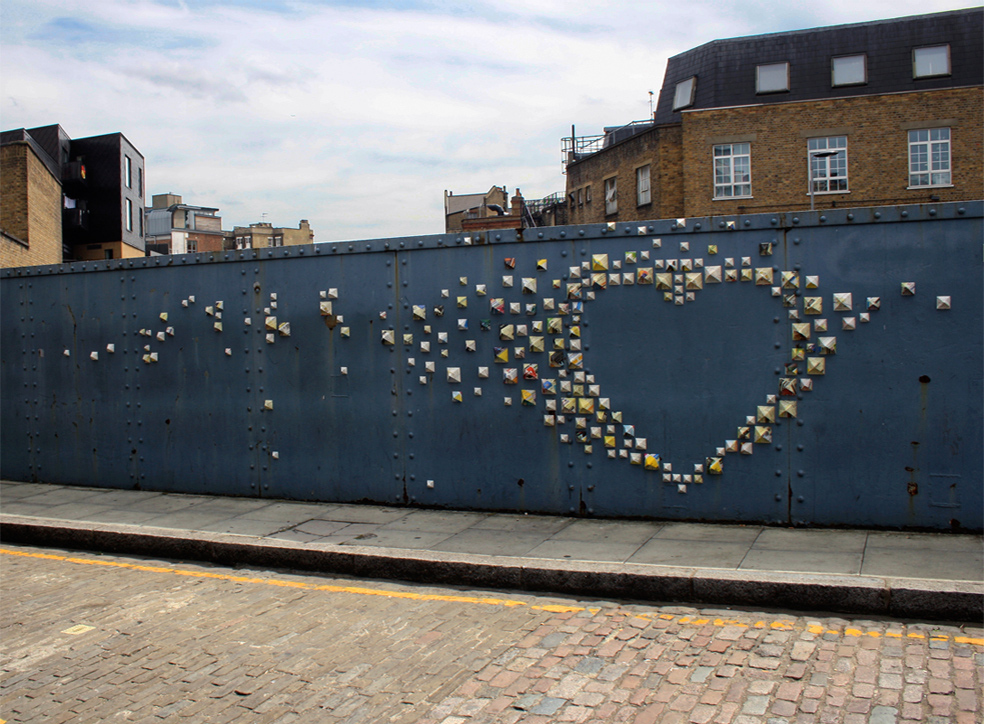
(1, 547, 980, 646)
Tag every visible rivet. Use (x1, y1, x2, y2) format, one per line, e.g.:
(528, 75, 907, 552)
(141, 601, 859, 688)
(928, 208, 937, 216)
(775, 494, 782, 501)
(568, 462, 574, 467)
(775, 470, 782, 476)
(874, 211, 881, 219)
(900, 210, 908, 218)
(797, 470, 805, 477)
(797, 495, 805, 503)
(819, 215, 826, 223)
(797, 444, 804, 451)
(847, 213, 854, 221)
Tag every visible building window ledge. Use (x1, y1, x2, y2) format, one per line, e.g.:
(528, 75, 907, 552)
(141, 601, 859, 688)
(712, 196, 754, 201)
(804, 190, 851, 197)
(906, 184, 954, 190)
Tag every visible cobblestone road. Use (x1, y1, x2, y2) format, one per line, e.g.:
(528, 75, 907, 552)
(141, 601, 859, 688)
(1, 544, 980, 724)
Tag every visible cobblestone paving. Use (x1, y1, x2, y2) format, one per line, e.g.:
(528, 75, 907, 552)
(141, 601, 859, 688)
(1, 544, 980, 724)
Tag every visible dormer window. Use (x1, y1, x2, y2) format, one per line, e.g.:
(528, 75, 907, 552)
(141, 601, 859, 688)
(673, 76, 697, 110)
(913, 45, 950, 78)
(832, 54, 866, 86)
(756, 62, 789, 93)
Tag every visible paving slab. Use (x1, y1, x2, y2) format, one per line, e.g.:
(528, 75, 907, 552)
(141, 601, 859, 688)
(137, 511, 246, 530)
(12, 487, 104, 506)
(293, 519, 360, 537)
(469, 513, 572, 535)
(628, 539, 752, 568)
(861, 547, 984, 581)
(865, 530, 984, 552)
(378, 509, 489, 534)
(314, 506, 411, 525)
(525, 538, 646, 563)
(339, 529, 456, 550)
(235, 501, 341, 522)
(547, 518, 663, 544)
(433, 529, 554, 557)
(0, 482, 59, 499)
(740, 549, 863, 575)
(197, 518, 294, 537)
(38, 503, 114, 521)
(751, 527, 868, 552)
(653, 522, 762, 543)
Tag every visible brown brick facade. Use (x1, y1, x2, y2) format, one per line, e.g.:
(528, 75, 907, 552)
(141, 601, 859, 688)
(682, 87, 983, 217)
(1, 143, 63, 267)
(565, 125, 686, 226)
(565, 87, 982, 224)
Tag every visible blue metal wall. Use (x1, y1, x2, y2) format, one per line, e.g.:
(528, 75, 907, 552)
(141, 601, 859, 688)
(2, 202, 981, 529)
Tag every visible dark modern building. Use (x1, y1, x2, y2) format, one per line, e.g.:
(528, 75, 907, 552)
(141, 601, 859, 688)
(564, 8, 983, 224)
(0, 124, 146, 265)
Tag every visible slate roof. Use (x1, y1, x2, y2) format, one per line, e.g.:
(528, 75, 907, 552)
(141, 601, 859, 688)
(653, 8, 983, 125)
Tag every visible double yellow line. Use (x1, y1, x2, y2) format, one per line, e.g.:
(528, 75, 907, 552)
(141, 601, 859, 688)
(2, 547, 981, 646)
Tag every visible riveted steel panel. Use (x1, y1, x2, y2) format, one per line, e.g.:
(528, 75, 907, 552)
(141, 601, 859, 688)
(1, 203, 980, 529)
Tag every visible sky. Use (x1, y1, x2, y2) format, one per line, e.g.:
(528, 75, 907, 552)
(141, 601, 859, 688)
(0, 0, 975, 242)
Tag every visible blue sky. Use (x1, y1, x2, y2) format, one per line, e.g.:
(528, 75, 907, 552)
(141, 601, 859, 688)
(0, 0, 974, 242)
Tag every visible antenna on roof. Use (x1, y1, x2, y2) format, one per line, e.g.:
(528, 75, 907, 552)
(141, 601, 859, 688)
(649, 90, 655, 118)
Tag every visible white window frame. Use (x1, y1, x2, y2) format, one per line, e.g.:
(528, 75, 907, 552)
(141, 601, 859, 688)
(124, 155, 132, 188)
(636, 165, 651, 206)
(125, 198, 133, 232)
(673, 76, 696, 110)
(913, 45, 950, 79)
(756, 62, 789, 93)
(604, 177, 617, 215)
(832, 54, 866, 87)
(908, 128, 951, 188)
(807, 136, 849, 194)
(713, 143, 752, 199)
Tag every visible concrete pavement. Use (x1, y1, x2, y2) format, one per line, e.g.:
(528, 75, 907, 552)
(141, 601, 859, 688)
(1, 480, 981, 622)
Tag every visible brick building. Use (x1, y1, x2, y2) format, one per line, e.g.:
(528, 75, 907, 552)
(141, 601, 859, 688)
(0, 124, 146, 266)
(0, 135, 63, 267)
(444, 186, 510, 232)
(232, 220, 314, 250)
(145, 194, 228, 255)
(565, 8, 983, 224)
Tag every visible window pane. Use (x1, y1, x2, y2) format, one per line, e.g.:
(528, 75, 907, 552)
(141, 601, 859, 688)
(673, 77, 696, 110)
(914, 45, 950, 77)
(756, 62, 788, 93)
(832, 55, 866, 86)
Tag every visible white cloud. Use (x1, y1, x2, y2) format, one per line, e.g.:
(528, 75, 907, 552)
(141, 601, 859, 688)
(0, 0, 974, 242)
